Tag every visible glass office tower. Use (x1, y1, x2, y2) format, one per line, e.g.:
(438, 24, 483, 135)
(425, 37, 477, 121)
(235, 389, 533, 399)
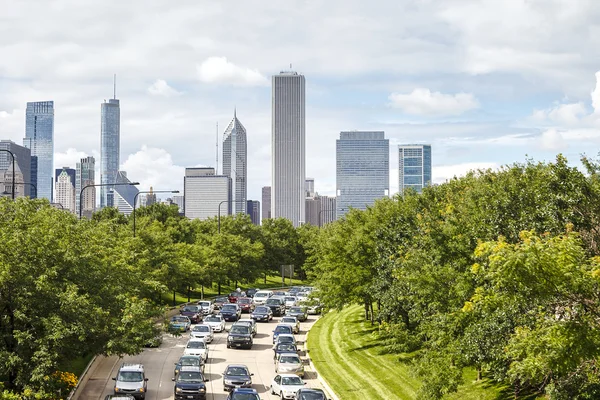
(100, 98, 120, 207)
(23, 101, 54, 201)
(222, 110, 247, 215)
(398, 144, 432, 194)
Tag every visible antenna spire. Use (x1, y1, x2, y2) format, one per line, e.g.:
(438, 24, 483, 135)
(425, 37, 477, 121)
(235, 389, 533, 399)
(113, 74, 116, 99)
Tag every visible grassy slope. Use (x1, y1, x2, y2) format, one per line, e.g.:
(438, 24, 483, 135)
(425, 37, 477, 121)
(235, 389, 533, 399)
(308, 304, 535, 400)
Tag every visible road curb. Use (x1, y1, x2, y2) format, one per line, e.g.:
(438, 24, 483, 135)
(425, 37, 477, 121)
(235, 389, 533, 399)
(305, 323, 340, 400)
(67, 354, 97, 400)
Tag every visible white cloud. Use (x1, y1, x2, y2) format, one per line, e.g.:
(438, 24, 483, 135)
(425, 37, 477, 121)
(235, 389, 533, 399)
(532, 102, 587, 125)
(120, 146, 185, 192)
(592, 71, 600, 113)
(147, 79, 181, 97)
(197, 57, 269, 86)
(433, 162, 499, 184)
(539, 129, 567, 151)
(54, 148, 89, 170)
(388, 89, 479, 116)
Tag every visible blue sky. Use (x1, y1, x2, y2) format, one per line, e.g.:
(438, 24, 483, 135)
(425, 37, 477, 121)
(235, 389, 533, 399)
(1, 0, 600, 202)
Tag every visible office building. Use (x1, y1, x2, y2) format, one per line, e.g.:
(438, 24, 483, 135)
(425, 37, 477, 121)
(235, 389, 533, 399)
(222, 110, 247, 214)
(184, 167, 231, 220)
(261, 186, 271, 222)
(305, 178, 315, 197)
(398, 144, 432, 194)
(172, 195, 184, 214)
(100, 91, 120, 208)
(1, 160, 24, 198)
(305, 197, 320, 226)
(76, 156, 95, 218)
(336, 131, 389, 219)
(0, 140, 32, 197)
(272, 70, 306, 227)
(112, 171, 138, 216)
(247, 200, 261, 225)
(145, 187, 157, 206)
(23, 101, 54, 201)
(319, 195, 336, 226)
(55, 167, 76, 213)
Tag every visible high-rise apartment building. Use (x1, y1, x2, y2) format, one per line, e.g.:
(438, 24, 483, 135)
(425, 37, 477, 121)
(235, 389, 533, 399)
(247, 200, 260, 225)
(23, 101, 54, 201)
(261, 186, 271, 223)
(0, 140, 31, 197)
(222, 110, 247, 214)
(184, 167, 231, 220)
(100, 93, 120, 208)
(336, 131, 389, 219)
(76, 156, 95, 218)
(55, 167, 76, 213)
(272, 71, 306, 227)
(398, 144, 432, 194)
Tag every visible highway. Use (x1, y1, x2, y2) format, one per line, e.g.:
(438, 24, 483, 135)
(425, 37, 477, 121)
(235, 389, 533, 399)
(75, 312, 325, 399)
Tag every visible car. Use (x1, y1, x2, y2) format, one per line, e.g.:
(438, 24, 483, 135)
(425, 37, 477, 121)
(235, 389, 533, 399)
(288, 287, 302, 295)
(295, 293, 308, 303)
(226, 388, 261, 400)
(275, 352, 305, 377)
(265, 297, 286, 317)
(184, 338, 209, 361)
(214, 296, 229, 310)
(273, 334, 296, 349)
(273, 343, 299, 361)
(222, 364, 253, 392)
(251, 306, 273, 322)
(245, 288, 260, 298)
(273, 324, 294, 344)
(303, 299, 322, 315)
(220, 303, 242, 322)
(204, 314, 226, 332)
(227, 324, 253, 349)
(284, 296, 297, 309)
(270, 374, 306, 399)
(112, 363, 148, 400)
(197, 300, 215, 315)
(237, 297, 255, 313)
(190, 324, 214, 343)
(172, 366, 208, 400)
(180, 305, 202, 324)
(104, 396, 136, 400)
(280, 316, 300, 334)
(228, 291, 246, 303)
(174, 355, 205, 378)
(294, 388, 329, 400)
(169, 315, 191, 332)
(235, 319, 257, 336)
(252, 290, 273, 305)
(286, 307, 308, 322)
(272, 291, 286, 297)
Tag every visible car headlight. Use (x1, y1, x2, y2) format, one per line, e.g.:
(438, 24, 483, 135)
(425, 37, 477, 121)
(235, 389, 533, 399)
(139, 387, 145, 392)
(176, 387, 182, 393)
(199, 388, 206, 393)
(245, 380, 252, 385)
(115, 387, 121, 392)
(224, 379, 233, 384)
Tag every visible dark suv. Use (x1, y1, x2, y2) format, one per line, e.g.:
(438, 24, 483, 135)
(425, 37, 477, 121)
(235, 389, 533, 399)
(227, 324, 253, 349)
(221, 304, 241, 322)
(172, 366, 208, 400)
(265, 297, 285, 317)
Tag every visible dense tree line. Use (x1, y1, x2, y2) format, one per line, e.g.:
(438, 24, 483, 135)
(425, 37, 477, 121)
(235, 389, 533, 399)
(0, 200, 306, 398)
(305, 155, 600, 399)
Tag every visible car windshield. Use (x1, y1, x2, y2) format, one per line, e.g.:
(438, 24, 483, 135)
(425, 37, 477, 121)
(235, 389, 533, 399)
(177, 371, 203, 383)
(266, 299, 281, 305)
(187, 341, 206, 349)
(278, 336, 294, 344)
(282, 318, 296, 324)
(231, 393, 260, 400)
(193, 325, 210, 332)
(299, 392, 326, 400)
(222, 305, 236, 311)
(254, 293, 269, 298)
(180, 358, 201, 366)
(205, 316, 221, 322)
(230, 292, 241, 297)
(275, 326, 292, 333)
(230, 326, 250, 334)
(238, 298, 251, 304)
(254, 307, 269, 313)
(226, 367, 249, 376)
(216, 297, 228, 302)
(290, 307, 303, 313)
(281, 376, 303, 385)
(182, 306, 199, 312)
(279, 355, 301, 364)
(117, 371, 143, 382)
(199, 302, 211, 307)
(277, 344, 296, 352)
(172, 316, 188, 323)
(285, 297, 296, 301)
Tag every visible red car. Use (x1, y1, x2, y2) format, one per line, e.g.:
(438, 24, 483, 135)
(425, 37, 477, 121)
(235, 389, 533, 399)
(228, 291, 246, 303)
(237, 297, 255, 313)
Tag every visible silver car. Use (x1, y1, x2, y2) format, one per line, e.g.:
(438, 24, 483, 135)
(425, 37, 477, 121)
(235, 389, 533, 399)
(197, 300, 215, 315)
(275, 353, 305, 378)
(190, 324, 214, 343)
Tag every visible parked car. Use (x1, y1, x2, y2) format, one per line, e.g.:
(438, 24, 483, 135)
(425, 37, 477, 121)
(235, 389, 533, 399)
(190, 324, 214, 343)
(184, 338, 209, 361)
(273, 334, 296, 349)
(235, 319, 257, 336)
(222, 364, 253, 392)
(252, 290, 273, 305)
(286, 307, 308, 322)
(220, 303, 242, 322)
(180, 305, 202, 324)
(227, 324, 253, 349)
(284, 296, 297, 309)
(251, 306, 273, 322)
(172, 366, 208, 400)
(214, 296, 229, 310)
(272, 324, 295, 344)
(169, 316, 191, 332)
(237, 297, 255, 313)
(203, 314, 226, 332)
(226, 388, 260, 400)
(228, 291, 246, 303)
(295, 388, 329, 400)
(197, 300, 215, 315)
(270, 374, 306, 399)
(275, 353, 305, 377)
(280, 316, 300, 334)
(112, 363, 148, 400)
(174, 355, 205, 378)
(273, 343, 299, 361)
(245, 288, 260, 298)
(265, 297, 286, 317)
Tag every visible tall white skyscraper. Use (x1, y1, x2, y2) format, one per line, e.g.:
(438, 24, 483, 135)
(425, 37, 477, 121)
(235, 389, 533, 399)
(222, 110, 247, 215)
(272, 71, 306, 227)
(100, 78, 120, 208)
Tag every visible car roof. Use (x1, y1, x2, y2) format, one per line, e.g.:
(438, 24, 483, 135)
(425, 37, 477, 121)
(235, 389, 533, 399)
(277, 334, 295, 338)
(180, 366, 202, 372)
(226, 364, 250, 370)
(278, 352, 300, 357)
(298, 388, 325, 393)
(232, 388, 259, 394)
(188, 337, 206, 342)
(119, 363, 144, 372)
(276, 323, 294, 328)
(278, 373, 302, 378)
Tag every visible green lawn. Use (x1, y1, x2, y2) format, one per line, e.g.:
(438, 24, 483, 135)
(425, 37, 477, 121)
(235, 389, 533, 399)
(308, 304, 541, 400)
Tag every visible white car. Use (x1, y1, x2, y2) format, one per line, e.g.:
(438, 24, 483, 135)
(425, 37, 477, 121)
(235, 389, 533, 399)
(252, 290, 273, 305)
(295, 293, 308, 302)
(270, 374, 306, 399)
(184, 338, 209, 361)
(280, 316, 300, 334)
(284, 296, 297, 309)
(197, 300, 214, 315)
(190, 324, 214, 343)
(203, 314, 226, 332)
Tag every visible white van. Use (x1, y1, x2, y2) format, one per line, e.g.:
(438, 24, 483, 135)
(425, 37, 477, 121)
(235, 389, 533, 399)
(253, 290, 273, 305)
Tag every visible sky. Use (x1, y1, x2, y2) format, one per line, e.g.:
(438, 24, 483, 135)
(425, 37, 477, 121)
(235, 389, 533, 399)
(1, 0, 600, 202)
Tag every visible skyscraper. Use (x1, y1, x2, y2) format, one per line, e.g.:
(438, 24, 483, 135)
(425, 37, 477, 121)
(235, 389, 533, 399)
(100, 83, 120, 208)
(247, 200, 261, 225)
(55, 167, 76, 213)
(336, 131, 389, 219)
(398, 144, 432, 195)
(261, 186, 271, 223)
(305, 178, 315, 197)
(184, 167, 231, 220)
(272, 71, 306, 227)
(112, 171, 139, 216)
(222, 110, 247, 215)
(23, 101, 54, 201)
(76, 156, 95, 218)
(0, 140, 31, 197)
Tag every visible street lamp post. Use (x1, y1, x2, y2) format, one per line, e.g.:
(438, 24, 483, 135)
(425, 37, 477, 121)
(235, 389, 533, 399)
(0, 149, 15, 200)
(133, 190, 179, 237)
(79, 182, 140, 219)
